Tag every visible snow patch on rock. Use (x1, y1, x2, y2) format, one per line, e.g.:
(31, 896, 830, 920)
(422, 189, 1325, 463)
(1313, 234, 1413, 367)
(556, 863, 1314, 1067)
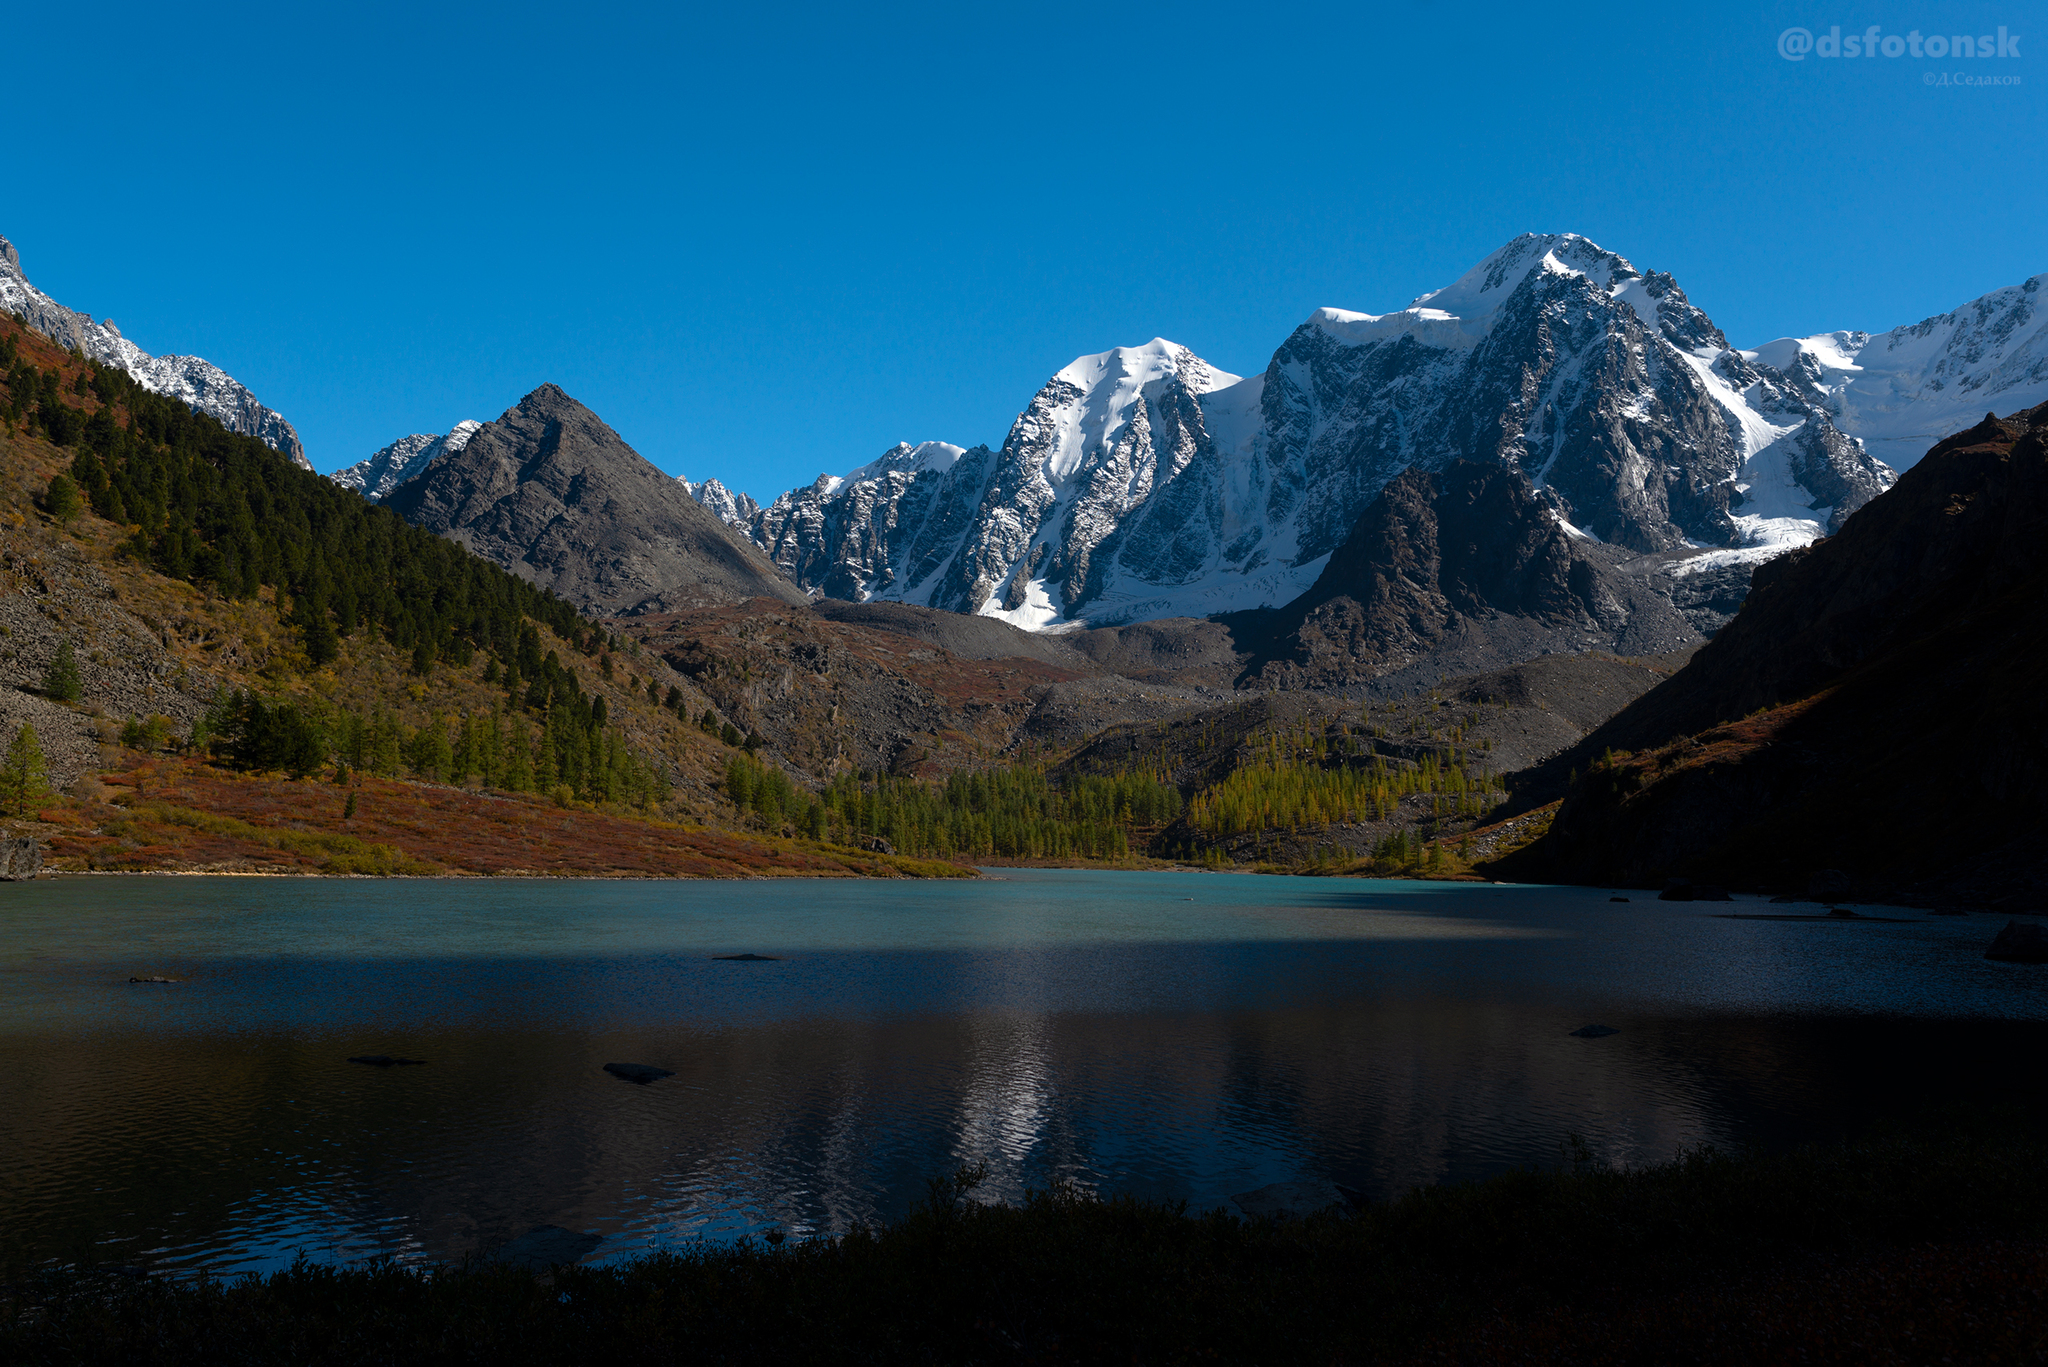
(0, 233, 310, 469)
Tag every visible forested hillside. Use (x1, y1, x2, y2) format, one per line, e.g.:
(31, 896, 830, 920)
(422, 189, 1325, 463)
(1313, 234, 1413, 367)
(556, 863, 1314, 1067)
(0, 311, 962, 877)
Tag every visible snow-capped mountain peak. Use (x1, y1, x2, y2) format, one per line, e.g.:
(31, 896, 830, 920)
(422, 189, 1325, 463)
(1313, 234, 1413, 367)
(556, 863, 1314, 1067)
(331, 420, 481, 501)
(1411, 232, 1635, 323)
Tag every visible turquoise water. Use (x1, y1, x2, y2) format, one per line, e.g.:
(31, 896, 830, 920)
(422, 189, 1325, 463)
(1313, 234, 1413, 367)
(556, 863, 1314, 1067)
(1, 871, 2040, 1273)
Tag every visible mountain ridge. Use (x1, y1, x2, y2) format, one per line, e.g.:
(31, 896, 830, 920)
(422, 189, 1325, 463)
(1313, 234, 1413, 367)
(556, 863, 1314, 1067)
(680, 234, 2041, 635)
(0, 233, 310, 470)
(700, 236, 1998, 635)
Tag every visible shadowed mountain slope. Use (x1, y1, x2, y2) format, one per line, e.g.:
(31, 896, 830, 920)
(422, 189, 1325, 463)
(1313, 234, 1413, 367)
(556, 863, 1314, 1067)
(386, 385, 804, 615)
(1495, 404, 2048, 906)
(1238, 461, 1699, 688)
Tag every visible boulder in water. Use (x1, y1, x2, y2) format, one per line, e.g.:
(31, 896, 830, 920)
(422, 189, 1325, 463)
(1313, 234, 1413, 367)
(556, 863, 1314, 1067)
(1569, 1024, 1620, 1038)
(1658, 880, 1693, 902)
(348, 1055, 427, 1066)
(713, 953, 780, 961)
(1983, 920, 2048, 964)
(604, 1062, 674, 1083)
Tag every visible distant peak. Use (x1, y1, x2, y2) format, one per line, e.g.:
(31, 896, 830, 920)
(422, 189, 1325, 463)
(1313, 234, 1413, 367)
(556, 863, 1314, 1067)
(1409, 233, 1637, 319)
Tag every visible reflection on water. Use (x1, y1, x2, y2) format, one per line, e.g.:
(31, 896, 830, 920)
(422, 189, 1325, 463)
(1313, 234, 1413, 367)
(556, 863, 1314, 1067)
(1, 872, 2041, 1273)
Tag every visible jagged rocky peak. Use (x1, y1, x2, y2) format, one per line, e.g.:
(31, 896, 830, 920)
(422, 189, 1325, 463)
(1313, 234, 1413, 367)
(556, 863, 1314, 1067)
(0, 232, 311, 469)
(384, 383, 806, 615)
(332, 420, 482, 501)
(679, 476, 762, 529)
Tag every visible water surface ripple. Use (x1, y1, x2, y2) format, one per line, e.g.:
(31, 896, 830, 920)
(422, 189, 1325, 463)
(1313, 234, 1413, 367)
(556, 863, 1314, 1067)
(2, 871, 2039, 1273)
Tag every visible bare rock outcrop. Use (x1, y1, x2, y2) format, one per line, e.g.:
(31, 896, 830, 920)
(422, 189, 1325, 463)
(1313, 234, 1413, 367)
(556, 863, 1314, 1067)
(385, 385, 805, 616)
(0, 832, 42, 879)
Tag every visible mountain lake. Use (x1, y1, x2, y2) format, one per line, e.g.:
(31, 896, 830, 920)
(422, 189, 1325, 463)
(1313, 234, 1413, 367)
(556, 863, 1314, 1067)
(2, 870, 2041, 1274)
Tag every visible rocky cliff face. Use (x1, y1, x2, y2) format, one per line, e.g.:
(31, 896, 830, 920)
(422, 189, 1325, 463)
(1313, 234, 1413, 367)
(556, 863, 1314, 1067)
(384, 385, 806, 615)
(1240, 461, 1700, 688)
(0, 234, 310, 469)
(1497, 402, 2048, 907)
(741, 234, 1915, 631)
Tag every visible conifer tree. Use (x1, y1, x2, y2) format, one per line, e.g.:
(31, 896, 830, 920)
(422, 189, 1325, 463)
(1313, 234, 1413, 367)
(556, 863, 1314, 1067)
(45, 472, 82, 523)
(42, 639, 81, 703)
(1, 722, 49, 816)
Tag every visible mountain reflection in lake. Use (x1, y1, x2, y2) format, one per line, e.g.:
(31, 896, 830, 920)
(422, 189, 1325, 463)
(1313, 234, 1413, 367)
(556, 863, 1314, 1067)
(2, 871, 2041, 1274)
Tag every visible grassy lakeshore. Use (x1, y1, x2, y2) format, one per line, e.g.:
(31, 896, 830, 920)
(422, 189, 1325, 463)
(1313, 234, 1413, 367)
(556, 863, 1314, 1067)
(7, 1120, 2044, 1364)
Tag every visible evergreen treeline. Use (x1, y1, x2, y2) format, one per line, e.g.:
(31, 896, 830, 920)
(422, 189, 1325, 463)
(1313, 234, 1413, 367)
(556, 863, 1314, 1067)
(722, 754, 1180, 861)
(201, 691, 670, 807)
(1185, 725, 1504, 840)
(2, 328, 583, 672)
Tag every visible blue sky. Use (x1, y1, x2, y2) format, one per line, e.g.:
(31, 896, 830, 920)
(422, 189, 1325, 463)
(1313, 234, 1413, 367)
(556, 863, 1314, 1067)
(5, 1, 2041, 499)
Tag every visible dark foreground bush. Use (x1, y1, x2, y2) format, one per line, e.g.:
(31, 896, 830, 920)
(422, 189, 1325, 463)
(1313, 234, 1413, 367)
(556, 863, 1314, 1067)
(6, 1122, 2046, 1365)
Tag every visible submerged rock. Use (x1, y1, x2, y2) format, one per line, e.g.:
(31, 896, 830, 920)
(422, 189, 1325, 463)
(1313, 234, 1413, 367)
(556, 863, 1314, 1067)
(713, 953, 780, 961)
(348, 1055, 427, 1066)
(128, 976, 180, 984)
(604, 1062, 674, 1083)
(1984, 920, 2048, 964)
(1609, 896, 1630, 903)
(1827, 907, 1860, 919)
(1569, 1024, 1620, 1038)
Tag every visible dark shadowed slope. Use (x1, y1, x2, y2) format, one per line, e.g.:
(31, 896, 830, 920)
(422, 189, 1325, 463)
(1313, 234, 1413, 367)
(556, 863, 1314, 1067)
(1240, 461, 1698, 688)
(386, 385, 805, 615)
(1494, 404, 2048, 907)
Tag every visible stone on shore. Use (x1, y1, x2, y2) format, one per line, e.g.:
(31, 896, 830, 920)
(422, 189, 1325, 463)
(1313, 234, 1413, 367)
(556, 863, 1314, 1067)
(0, 833, 42, 881)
